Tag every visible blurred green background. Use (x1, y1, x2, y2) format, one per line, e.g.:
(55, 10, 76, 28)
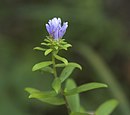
(0, 0, 130, 115)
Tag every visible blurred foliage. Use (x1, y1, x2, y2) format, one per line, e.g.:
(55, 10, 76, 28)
(0, 0, 130, 115)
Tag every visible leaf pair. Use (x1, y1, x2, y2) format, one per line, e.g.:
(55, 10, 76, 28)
(65, 79, 108, 114)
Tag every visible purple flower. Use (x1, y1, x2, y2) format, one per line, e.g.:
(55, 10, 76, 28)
(46, 17, 68, 40)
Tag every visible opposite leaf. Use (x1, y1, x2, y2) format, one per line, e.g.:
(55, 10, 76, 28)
(44, 49, 53, 56)
(32, 61, 52, 71)
(55, 62, 82, 70)
(40, 66, 54, 74)
(25, 87, 64, 105)
(60, 66, 75, 83)
(65, 79, 80, 112)
(25, 87, 57, 98)
(95, 99, 118, 115)
(52, 78, 61, 93)
(33, 47, 46, 51)
(64, 82, 108, 96)
(38, 96, 65, 105)
(54, 54, 68, 65)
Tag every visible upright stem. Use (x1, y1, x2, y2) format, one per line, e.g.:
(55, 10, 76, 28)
(52, 52, 57, 78)
(51, 52, 71, 115)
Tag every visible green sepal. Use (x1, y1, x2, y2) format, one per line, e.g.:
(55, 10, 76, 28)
(59, 43, 72, 50)
(44, 49, 53, 56)
(64, 82, 108, 96)
(32, 61, 52, 71)
(54, 54, 68, 65)
(95, 99, 118, 115)
(52, 78, 61, 94)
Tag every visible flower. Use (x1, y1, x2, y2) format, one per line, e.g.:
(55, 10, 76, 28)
(46, 17, 68, 40)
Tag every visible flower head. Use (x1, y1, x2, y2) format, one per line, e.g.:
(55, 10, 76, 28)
(46, 17, 68, 40)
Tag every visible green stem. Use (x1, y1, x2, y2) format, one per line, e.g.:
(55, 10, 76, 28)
(52, 52, 71, 115)
(52, 52, 57, 78)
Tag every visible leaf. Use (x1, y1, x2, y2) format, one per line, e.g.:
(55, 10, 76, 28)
(25, 87, 57, 98)
(64, 82, 108, 96)
(32, 61, 52, 71)
(52, 78, 61, 93)
(95, 99, 118, 115)
(55, 62, 82, 70)
(59, 66, 75, 83)
(25, 87, 64, 105)
(54, 54, 68, 65)
(40, 66, 53, 74)
(59, 63, 82, 83)
(41, 42, 51, 46)
(33, 47, 46, 51)
(25, 87, 40, 94)
(68, 62, 82, 70)
(38, 96, 65, 105)
(70, 112, 88, 115)
(65, 79, 80, 112)
(64, 44, 72, 48)
(44, 49, 53, 56)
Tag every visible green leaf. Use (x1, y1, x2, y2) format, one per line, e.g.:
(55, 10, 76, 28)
(65, 79, 80, 112)
(38, 96, 65, 105)
(64, 82, 108, 96)
(55, 62, 82, 70)
(41, 42, 51, 46)
(44, 49, 53, 56)
(25, 87, 64, 105)
(59, 66, 75, 83)
(40, 66, 53, 74)
(25, 87, 57, 98)
(70, 112, 88, 115)
(54, 54, 68, 65)
(52, 78, 61, 93)
(95, 99, 118, 115)
(64, 44, 72, 48)
(32, 61, 52, 71)
(25, 87, 40, 94)
(33, 47, 46, 51)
